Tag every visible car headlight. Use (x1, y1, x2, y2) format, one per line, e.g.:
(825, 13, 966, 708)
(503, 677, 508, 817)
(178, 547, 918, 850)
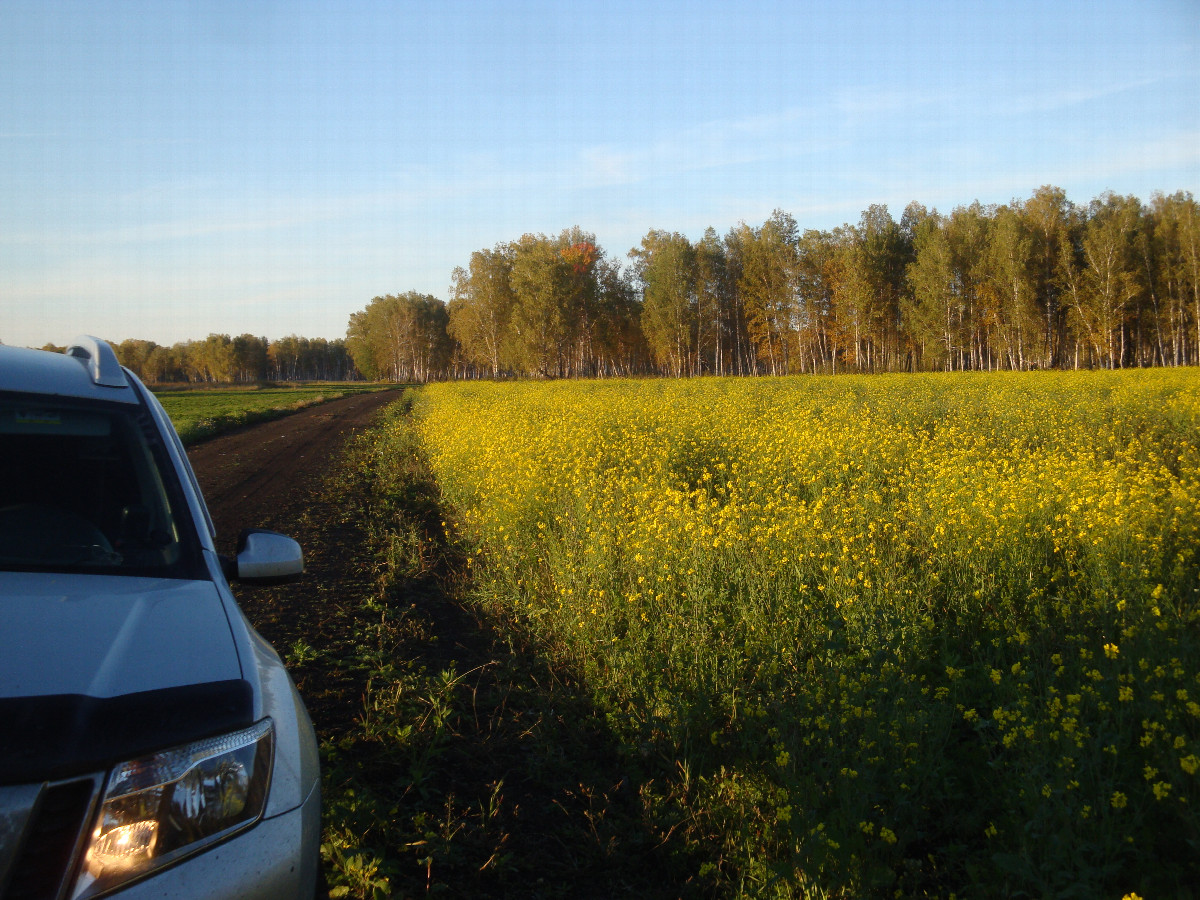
(71, 719, 274, 899)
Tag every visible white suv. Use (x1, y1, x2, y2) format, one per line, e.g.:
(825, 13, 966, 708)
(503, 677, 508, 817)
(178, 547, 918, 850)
(0, 338, 320, 899)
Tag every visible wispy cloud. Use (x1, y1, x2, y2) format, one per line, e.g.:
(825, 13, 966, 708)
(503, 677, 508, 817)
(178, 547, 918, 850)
(0, 131, 61, 139)
(563, 70, 1185, 194)
(571, 106, 846, 189)
(996, 72, 1187, 117)
(1081, 130, 1200, 179)
(832, 85, 943, 117)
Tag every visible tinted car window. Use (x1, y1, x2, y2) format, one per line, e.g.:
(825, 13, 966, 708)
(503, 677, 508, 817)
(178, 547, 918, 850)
(0, 396, 205, 578)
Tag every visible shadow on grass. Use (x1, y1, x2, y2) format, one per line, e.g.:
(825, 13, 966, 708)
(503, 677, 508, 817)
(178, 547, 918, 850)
(243, 394, 694, 899)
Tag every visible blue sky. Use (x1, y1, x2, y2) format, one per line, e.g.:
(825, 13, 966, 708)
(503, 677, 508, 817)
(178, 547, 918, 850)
(2, 0, 1197, 349)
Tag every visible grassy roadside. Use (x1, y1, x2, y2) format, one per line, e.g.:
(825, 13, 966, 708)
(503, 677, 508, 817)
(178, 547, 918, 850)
(277, 392, 683, 898)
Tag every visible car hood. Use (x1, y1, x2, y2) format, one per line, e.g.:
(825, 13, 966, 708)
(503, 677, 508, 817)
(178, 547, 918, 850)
(0, 573, 252, 783)
(0, 572, 242, 698)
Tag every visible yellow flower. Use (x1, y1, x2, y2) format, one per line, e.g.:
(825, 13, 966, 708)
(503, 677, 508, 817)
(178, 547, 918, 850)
(1111, 791, 1128, 809)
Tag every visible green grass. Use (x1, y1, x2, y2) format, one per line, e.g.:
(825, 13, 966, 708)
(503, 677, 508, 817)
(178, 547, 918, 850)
(153, 383, 385, 444)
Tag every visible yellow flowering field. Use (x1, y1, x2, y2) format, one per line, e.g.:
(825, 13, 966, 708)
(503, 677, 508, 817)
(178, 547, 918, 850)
(410, 371, 1200, 896)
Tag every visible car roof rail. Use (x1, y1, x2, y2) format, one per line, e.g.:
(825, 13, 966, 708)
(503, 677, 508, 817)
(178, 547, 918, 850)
(65, 336, 129, 389)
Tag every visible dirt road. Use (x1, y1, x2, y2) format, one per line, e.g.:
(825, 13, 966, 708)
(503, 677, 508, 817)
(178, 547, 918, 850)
(185, 386, 402, 736)
(186, 389, 400, 555)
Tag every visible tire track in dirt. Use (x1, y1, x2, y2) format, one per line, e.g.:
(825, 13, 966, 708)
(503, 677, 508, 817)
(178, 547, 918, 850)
(184, 386, 402, 738)
(186, 389, 400, 554)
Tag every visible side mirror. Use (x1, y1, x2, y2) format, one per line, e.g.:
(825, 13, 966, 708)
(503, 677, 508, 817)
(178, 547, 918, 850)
(234, 529, 304, 583)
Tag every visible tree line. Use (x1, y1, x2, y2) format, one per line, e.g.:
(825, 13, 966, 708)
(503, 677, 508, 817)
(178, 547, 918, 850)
(40, 186, 1195, 383)
(41, 334, 358, 383)
(351, 186, 1199, 380)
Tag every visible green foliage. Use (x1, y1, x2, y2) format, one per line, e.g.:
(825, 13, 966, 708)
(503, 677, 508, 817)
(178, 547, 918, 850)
(112, 334, 357, 383)
(630, 230, 699, 376)
(448, 245, 518, 377)
(736, 210, 805, 375)
(345, 292, 452, 383)
(447, 227, 640, 378)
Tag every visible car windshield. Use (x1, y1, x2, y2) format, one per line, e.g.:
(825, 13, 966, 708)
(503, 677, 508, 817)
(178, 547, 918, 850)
(0, 396, 204, 578)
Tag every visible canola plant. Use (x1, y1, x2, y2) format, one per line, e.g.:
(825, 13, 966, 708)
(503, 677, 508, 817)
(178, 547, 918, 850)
(410, 370, 1200, 897)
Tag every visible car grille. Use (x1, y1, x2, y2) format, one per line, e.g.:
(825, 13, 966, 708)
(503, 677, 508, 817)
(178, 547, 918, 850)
(2, 778, 99, 900)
